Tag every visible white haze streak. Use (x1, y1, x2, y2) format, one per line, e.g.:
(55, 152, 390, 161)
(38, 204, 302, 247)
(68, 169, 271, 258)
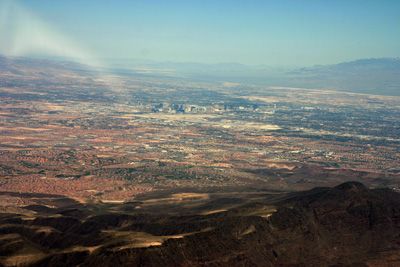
(0, 0, 104, 69)
(0, 0, 13, 51)
(0, 0, 121, 88)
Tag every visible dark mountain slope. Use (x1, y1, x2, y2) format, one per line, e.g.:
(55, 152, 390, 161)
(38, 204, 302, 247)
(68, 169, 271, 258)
(1, 182, 400, 266)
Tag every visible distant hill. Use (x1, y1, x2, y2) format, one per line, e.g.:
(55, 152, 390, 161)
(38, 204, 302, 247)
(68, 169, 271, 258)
(286, 58, 400, 96)
(0, 54, 95, 78)
(290, 58, 400, 74)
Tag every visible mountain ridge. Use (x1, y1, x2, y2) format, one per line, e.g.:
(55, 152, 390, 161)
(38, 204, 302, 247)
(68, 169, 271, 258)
(1, 54, 399, 96)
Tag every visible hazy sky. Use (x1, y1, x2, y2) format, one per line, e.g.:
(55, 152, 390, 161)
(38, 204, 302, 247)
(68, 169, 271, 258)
(1, 0, 399, 66)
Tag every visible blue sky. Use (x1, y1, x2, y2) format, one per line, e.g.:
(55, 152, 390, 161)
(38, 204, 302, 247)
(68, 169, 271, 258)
(1, 0, 399, 66)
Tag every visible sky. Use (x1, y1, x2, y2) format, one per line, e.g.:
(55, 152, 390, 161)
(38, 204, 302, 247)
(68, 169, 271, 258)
(0, 0, 399, 66)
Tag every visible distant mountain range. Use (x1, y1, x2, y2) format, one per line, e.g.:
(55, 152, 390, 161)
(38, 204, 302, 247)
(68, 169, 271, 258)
(99, 57, 400, 96)
(286, 58, 400, 96)
(1, 54, 400, 96)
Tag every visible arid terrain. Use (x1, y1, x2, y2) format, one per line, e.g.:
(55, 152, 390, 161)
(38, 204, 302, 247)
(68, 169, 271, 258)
(1, 55, 400, 266)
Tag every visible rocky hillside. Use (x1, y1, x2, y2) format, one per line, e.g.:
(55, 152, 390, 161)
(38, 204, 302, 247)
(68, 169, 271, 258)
(1, 182, 400, 266)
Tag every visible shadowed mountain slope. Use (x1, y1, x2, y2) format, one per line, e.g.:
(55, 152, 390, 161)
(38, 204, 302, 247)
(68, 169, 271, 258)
(1, 182, 400, 266)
